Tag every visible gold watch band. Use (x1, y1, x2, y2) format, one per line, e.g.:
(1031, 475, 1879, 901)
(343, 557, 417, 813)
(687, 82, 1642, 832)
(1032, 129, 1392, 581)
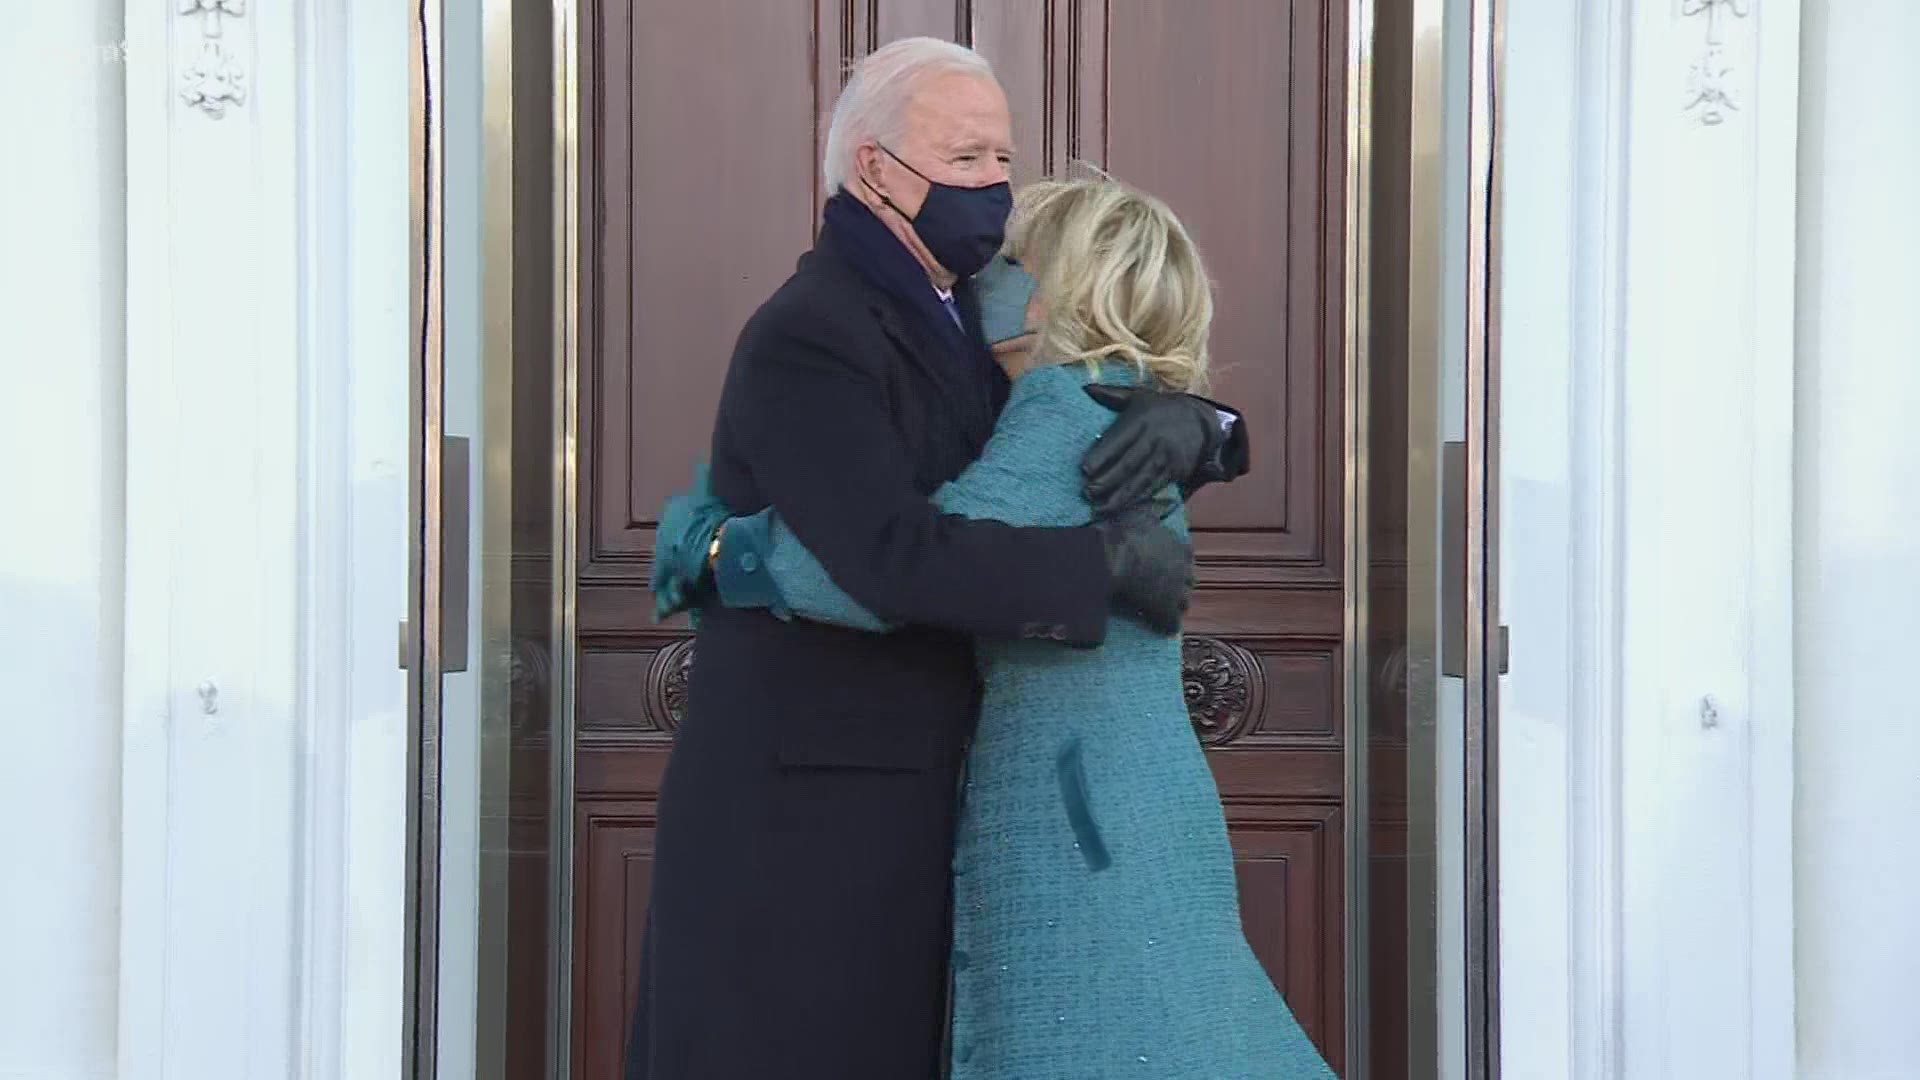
(707, 521, 725, 571)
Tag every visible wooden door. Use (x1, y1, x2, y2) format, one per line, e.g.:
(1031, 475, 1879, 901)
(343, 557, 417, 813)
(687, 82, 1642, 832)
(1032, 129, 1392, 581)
(571, 3, 1350, 1076)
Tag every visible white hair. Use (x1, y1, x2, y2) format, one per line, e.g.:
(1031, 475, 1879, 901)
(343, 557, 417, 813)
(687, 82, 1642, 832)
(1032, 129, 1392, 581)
(822, 37, 996, 193)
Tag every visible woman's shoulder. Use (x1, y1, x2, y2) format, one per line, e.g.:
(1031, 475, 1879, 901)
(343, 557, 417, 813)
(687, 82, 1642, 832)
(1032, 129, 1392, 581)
(982, 366, 1092, 455)
(1009, 361, 1141, 412)
(1000, 363, 1144, 442)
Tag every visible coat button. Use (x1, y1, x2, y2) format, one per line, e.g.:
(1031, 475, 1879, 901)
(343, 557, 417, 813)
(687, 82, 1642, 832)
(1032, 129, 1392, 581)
(739, 552, 759, 572)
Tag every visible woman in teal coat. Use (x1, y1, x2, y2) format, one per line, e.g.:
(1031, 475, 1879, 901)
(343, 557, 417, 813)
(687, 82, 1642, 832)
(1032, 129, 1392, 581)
(657, 179, 1335, 1079)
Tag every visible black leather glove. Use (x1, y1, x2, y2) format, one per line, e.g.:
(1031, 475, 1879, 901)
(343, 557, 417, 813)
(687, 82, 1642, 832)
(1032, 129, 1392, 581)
(1081, 385, 1226, 515)
(1093, 504, 1194, 636)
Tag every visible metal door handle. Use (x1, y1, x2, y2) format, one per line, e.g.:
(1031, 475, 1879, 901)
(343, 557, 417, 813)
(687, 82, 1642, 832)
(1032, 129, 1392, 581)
(399, 434, 471, 672)
(1440, 440, 1509, 678)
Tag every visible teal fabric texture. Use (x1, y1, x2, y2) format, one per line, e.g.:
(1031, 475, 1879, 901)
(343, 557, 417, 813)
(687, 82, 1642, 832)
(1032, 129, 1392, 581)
(709, 511, 790, 621)
(650, 462, 728, 623)
(660, 364, 1336, 1078)
(972, 253, 1042, 345)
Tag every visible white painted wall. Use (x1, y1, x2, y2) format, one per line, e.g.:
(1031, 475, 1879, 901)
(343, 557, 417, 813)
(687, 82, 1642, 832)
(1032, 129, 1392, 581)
(1793, 5, 1920, 1079)
(0, 2, 127, 1078)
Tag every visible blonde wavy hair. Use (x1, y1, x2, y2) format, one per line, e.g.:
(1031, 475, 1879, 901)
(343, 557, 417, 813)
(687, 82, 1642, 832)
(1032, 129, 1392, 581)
(1002, 177, 1214, 393)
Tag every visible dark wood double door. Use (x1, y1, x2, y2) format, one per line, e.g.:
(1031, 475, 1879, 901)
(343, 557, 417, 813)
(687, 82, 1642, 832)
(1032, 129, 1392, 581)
(567, 3, 1357, 1076)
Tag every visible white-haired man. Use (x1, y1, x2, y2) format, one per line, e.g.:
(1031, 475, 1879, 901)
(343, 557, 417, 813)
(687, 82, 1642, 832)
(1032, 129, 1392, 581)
(627, 38, 1250, 1080)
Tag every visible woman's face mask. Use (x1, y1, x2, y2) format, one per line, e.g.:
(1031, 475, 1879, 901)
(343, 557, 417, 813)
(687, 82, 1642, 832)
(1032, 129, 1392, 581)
(973, 255, 1040, 345)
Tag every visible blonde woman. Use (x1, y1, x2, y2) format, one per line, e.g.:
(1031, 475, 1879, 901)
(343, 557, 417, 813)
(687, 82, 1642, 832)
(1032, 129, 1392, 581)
(654, 179, 1335, 1078)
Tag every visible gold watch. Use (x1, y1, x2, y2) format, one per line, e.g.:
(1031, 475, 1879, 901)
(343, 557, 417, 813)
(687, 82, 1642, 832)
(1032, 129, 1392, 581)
(707, 522, 726, 571)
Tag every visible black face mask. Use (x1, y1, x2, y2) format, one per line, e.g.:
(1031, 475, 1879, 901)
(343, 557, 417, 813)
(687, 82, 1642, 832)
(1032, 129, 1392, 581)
(864, 145, 1012, 280)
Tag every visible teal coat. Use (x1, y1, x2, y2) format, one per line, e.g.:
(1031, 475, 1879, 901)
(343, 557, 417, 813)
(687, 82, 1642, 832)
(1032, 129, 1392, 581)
(712, 363, 1335, 1079)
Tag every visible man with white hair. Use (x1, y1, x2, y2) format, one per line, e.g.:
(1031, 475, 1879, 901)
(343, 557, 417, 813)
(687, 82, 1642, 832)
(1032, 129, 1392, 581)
(626, 38, 1250, 1080)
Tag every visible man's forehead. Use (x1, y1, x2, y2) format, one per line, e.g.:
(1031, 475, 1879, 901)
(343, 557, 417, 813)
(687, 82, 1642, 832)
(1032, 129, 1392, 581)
(902, 76, 1012, 146)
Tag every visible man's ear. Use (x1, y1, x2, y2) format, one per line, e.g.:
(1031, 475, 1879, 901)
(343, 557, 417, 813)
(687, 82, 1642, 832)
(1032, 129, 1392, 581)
(852, 143, 886, 198)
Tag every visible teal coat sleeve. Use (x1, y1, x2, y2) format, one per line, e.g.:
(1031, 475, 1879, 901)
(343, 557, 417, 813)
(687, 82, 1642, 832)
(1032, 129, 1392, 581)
(715, 506, 887, 632)
(717, 368, 1161, 636)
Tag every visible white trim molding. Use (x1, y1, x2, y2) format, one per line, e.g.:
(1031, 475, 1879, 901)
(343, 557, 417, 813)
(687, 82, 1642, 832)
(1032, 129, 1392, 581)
(176, 0, 248, 118)
(1496, 0, 1632, 1075)
(1567, 1, 1634, 1076)
(1680, 0, 1753, 126)
(295, 0, 414, 1077)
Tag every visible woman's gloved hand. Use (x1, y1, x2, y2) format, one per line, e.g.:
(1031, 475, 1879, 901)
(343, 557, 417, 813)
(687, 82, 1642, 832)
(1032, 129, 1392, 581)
(651, 462, 732, 622)
(1081, 385, 1227, 514)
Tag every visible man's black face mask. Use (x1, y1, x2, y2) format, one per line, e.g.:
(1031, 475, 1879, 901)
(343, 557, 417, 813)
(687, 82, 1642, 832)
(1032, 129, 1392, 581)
(865, 144, 1013, 280)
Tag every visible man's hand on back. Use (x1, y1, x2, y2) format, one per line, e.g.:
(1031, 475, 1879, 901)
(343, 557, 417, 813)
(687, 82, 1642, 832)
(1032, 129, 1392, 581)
(1092, 504, 1194, 635)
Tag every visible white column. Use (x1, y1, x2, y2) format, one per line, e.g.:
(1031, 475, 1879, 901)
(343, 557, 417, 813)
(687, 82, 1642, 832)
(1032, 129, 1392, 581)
(1793, 4, 1920, 1079)
(118, 1, 302, 1075)
(0, 2, 127, 1078)
(113, 0, 415, 1074)
(113, 0, 415, 1071)
(1501, 1, 1800, 1076)
(1616, 1, 1800, 1077)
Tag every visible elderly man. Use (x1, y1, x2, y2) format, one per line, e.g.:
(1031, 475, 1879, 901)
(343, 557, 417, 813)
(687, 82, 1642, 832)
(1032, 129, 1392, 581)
(626, 38, 1250, 1080)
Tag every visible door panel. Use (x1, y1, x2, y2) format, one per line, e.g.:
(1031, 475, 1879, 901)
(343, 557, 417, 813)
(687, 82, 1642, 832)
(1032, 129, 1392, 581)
(582, 0, 824, 573)
(574, 2, 1354, 1075)
(574, 796, 657, 1080)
